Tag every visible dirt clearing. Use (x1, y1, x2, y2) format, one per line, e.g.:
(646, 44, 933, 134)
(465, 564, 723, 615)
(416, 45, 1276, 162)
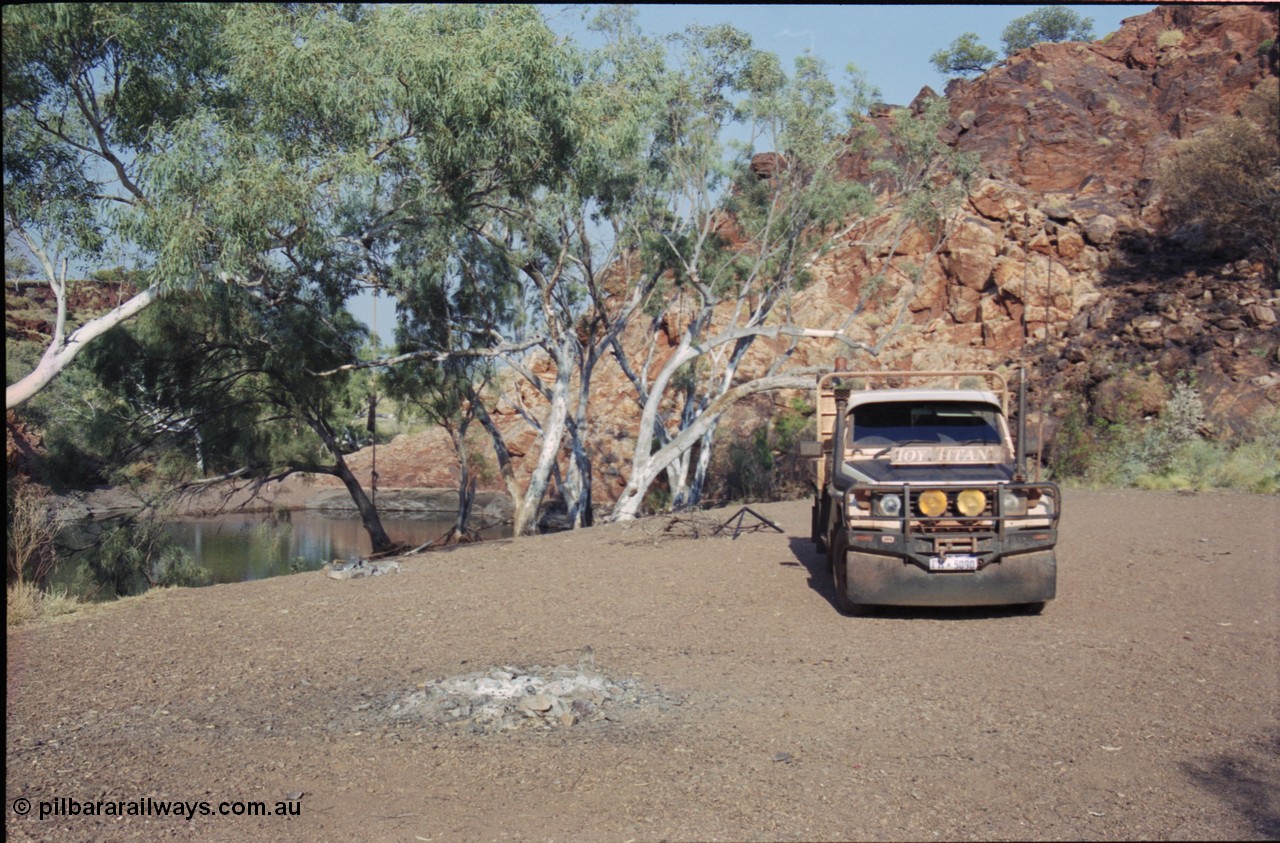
(6, 489, 1279, 841)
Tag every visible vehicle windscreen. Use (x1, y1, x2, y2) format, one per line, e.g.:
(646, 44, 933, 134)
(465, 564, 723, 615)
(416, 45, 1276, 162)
(850, 401, 1003, 448)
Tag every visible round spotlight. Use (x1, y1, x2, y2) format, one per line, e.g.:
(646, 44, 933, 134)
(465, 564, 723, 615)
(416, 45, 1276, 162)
(918, 489, 947, 517)
(956, 489, 987, 517)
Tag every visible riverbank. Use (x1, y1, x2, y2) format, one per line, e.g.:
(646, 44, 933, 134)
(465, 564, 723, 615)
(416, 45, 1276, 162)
(69, 481, 515, 524)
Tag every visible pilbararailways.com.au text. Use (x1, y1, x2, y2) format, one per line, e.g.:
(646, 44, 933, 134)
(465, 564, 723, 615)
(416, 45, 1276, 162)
(14, 796, 300, 821)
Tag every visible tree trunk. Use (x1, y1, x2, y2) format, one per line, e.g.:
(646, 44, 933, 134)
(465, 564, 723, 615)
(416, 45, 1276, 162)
(612, 371, 817, 521)
(684, 425, 718, 509)
(6, 284, 160, 410)
(330, 454, 395, 554)
(512, 357, 572, 536)
(305, 413, 396, 554)
(563, 423, 593, 528)
(473, 398, 528, 536)
(454, 470, 476, 539)
(451, 425, 477, 540)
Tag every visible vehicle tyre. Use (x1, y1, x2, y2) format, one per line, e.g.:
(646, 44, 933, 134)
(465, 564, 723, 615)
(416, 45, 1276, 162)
(814, 494, 829, 555)
(830, 527, 869, 616)
(1019, 601, 1046, 615)
(824, 523, 837, 573)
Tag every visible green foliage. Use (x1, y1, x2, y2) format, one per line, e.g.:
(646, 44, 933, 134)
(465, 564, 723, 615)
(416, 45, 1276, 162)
(772, 397, 814, 454)
(5, 4, 587, 408)
(6, 334, 121, 488)
(931, 33, 998, 77)
(639, 27, 872, 307)
(1158, 84, 1280, 270)
(3, 3, 231, 270)
(1051, 385, 1279, 494)
(70, 511, 208, 598)
(723, 427, 775, 502)
(873, 97, 979, 235)
(1001, 6, 1095, 56)
(78, 285, 372, 487)
(712, 398, 814, 504)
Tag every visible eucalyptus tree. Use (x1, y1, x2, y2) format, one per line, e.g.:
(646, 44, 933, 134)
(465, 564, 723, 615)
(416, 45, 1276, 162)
(385, 7, 669, 536)
(605, 31, 878, 521)
(3, 3, 231, 409)
(9, 4, 592, 544)
(200, 4, 583, 544)
(930, 33, 998, 77)
(382, 233, 520, 543)
(4, 3, 580, 399)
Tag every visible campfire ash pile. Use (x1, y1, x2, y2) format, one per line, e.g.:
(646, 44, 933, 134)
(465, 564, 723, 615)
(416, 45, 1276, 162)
(389, 661, 675, 733)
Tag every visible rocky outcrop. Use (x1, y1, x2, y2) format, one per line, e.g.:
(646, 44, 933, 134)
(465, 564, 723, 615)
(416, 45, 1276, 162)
(942, 4, 1276, 201)
(797, 3, 1278, 439)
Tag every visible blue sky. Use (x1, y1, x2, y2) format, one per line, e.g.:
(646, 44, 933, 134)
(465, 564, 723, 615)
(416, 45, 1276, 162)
(370, 4, 1159, 341)
(549, 4, 1154, 106)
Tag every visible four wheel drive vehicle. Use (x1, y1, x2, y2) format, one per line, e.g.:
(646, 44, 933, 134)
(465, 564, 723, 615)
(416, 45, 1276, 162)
(799, 367, 1059, 615)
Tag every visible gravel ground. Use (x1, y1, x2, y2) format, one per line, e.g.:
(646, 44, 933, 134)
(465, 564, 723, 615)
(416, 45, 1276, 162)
(6, 488, 1279, 842)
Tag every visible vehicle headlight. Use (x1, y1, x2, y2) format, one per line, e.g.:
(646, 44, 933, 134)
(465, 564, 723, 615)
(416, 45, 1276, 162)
(876, 494, 902, 517)
(956, 489, 986, 517)
(917, 489, 947, 517)
(1000, 489, 1027, 516)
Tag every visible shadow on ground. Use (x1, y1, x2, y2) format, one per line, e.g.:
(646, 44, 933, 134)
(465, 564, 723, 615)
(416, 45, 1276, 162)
(1181, 732, 1280, 839)
(786, 536, 1050, 621)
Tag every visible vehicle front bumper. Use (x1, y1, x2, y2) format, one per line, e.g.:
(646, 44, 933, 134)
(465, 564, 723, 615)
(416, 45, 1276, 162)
(842, 546, 1057, 607)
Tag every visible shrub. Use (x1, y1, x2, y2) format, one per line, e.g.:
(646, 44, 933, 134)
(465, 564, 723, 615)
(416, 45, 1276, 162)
(1157, 29, 1185, 48)
(7, 479, 59, 587)
(1002, 7, 1095, 56)
(1158, 111, 1280, 270)
(6, 582, 41, 627)
(6, 582, 83, 628)
(72, 510, 209, 598)
(724, 428, 775, 503)
(1052, 385, 1279, 494)
(711, 398, 815, 504)
(931, 33, 997, 77)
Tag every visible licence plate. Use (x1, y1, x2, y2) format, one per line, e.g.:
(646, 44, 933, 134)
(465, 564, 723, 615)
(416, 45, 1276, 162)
(928, 554, 979, 572)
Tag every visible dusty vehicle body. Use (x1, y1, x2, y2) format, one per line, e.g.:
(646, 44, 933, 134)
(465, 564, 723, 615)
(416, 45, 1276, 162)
(802, 368, 1059, 614)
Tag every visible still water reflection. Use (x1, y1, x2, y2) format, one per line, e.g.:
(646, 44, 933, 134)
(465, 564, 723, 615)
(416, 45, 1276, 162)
(162, 511, 510, 584)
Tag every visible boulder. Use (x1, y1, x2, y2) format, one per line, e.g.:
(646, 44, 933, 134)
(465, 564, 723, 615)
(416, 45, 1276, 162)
(945, 216, 1002, 290)
(968, 179, 1024, 222)
(1055, 227, 1085, 261)
(1083, 214, 1119, 246)
(948, 285, 982, 323)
